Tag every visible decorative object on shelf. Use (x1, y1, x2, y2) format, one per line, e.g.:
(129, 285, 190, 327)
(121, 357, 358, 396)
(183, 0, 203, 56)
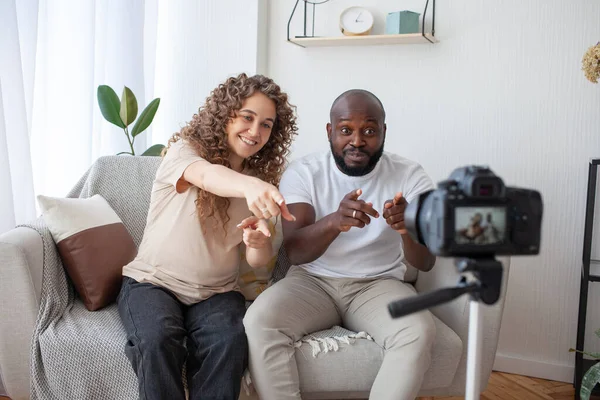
(386, 10, 420, 35)
(97, 85, 164, 156)
(569, 328, 600, 400)
(287, 0, 435, 48)
(287, 0, 331, 39)
(582, 42, 600, 83)
(339, 6, 374, 36)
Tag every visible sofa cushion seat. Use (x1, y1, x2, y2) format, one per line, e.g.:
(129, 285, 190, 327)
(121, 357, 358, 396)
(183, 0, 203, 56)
(295, 317, 462, 398)
(41, 298, 460, 399)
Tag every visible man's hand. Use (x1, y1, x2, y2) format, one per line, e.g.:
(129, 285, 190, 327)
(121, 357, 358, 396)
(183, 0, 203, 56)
(331, 189, 379, 232)
(384, 192, 436, 271)
(383, 192, 408, 234)
(237, 216, 272, 249)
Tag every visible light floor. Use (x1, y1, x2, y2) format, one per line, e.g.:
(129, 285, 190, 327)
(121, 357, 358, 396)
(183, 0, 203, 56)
(2, 371, 596, 400)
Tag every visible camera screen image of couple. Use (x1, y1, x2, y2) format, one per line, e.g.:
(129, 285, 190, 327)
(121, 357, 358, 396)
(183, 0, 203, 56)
(454, 206, 506, 245)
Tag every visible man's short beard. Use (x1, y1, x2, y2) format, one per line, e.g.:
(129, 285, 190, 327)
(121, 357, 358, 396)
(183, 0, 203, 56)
(330, 141, 384, 177)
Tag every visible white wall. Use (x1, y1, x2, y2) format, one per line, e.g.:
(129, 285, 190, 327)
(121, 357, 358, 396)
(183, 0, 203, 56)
(267, 0, 600, 382)
(151, 0, 267, 145)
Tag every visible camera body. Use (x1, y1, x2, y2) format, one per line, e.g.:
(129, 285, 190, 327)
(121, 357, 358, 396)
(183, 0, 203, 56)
(404, 166, 543, 257)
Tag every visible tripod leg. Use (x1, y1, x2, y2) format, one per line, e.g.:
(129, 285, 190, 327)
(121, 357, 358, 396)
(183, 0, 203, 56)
(466, 300, 483, 400)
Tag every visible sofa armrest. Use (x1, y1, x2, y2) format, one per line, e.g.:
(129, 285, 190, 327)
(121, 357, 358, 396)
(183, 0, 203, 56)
(0, 227, 44, 400)
(414, 256, 511, 396)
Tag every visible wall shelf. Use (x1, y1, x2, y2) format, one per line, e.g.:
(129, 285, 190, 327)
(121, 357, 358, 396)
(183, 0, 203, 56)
(287, 0, 436, 48)
(289, 33, 437, 48)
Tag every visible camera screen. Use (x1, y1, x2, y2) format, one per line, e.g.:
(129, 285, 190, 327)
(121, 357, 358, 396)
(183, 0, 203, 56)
(454, 206, 506, 245)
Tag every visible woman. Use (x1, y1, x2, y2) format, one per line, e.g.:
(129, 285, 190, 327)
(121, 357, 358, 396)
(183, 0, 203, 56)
(117, 73, 298, 400)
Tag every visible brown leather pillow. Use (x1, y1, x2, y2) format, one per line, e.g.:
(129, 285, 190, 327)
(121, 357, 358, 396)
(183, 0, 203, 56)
(37, 194, 137, 311)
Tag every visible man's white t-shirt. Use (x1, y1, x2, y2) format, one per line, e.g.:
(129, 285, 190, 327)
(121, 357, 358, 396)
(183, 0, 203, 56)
(279, 151, 435, 280)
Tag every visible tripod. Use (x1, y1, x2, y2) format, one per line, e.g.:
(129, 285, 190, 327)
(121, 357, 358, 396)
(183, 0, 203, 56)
(388, 257, 504, 400)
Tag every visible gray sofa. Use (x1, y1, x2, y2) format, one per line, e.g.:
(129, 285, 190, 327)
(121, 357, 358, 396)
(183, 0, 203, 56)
(0, 155, 511, 400)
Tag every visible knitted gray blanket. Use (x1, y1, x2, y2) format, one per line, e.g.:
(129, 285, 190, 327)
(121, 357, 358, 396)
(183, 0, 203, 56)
(24, 156, 160, 399)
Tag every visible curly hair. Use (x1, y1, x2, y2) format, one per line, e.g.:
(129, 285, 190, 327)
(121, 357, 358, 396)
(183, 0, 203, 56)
(165, 73, 298, 229)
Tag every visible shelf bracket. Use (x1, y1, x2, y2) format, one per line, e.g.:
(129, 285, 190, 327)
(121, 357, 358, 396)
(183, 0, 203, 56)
(287, 0, 305, 47)
(422, 0, 436, 43)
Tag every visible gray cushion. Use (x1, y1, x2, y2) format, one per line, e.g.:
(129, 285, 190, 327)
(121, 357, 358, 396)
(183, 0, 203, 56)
(295, 319, 462, 397)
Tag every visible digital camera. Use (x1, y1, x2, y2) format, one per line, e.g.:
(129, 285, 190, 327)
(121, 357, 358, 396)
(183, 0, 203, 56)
(404, 166, 543, 257)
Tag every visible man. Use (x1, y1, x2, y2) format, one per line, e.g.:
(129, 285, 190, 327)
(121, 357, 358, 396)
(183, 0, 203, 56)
(244, 89, 437, 400)
(482, 212, 502, 244)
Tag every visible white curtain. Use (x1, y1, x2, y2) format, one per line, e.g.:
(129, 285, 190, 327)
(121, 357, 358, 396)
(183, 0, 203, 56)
(0, 0, 36, 233)
(0, 0, 155, 233)
(30, 0, 152, 199)
(0, 0, 263, 234)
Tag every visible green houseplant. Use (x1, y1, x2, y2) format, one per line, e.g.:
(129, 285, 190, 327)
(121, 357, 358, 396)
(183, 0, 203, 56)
(97, 85, 165, 156)
(570, 328, 600, 400)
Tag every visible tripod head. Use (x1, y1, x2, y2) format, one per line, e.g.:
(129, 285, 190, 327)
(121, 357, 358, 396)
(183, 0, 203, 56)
(388, 257, 503, 319)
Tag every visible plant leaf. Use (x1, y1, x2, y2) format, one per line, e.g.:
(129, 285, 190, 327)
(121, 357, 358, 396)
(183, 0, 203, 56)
(569, 348, 600, 359)
(141, 144, 165, 156)
(97, 85, 125, 128)
(595, 328, 600, 339)
(119, 86, 138, 127)
(131, 98, 160, 137)
(580, 362, 600, 400)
